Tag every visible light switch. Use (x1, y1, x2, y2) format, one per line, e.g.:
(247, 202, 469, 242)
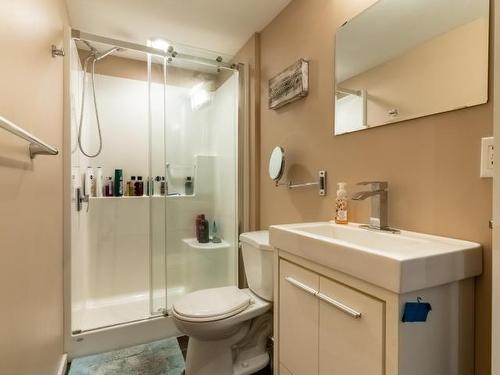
(481, 137, 494, 178)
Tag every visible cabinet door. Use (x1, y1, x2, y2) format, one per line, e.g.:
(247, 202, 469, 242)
(319, 276, 385, 375)
(279, 260, 319, 375)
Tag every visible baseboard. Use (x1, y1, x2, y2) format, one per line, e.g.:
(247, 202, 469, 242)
(57, 353, 68, 375)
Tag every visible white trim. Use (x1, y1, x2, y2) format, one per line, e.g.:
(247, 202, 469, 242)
(57, 354, 68, 375)
(493, 0, 500, 372)
(66, 315, 179, 359)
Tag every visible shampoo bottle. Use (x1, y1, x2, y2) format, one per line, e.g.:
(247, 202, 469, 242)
(96, 167, 103, 198)
(135, 176, 144, 196)
(199, 216, 209, 243)
(196, 214, 209, 243)
(105, 177, 114, 197)
(114, 169, 123, 197)
(128, 176, 136, 196)
(335, 182, 348, 224)
(195, 214, 203, 242)
(185, 176, 194, 195)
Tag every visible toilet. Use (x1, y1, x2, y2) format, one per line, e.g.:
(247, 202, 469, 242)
(171, 231, 273, 375)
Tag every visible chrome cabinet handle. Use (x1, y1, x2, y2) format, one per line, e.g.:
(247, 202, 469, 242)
(284, 276, 362, 319)
(317, 292, 362, 319)
(285, 277, 318, 296)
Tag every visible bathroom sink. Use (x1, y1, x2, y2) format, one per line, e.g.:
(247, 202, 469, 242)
(269, 222, 482, 293)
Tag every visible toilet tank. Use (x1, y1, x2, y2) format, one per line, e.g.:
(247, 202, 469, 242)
(240, 231, 274, 301)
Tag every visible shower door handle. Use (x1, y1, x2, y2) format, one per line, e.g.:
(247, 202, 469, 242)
(76, 187, 89, 212)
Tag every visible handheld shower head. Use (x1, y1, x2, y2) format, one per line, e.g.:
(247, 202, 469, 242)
(77, 43, 123, 158)
(94, 46, 122, 61)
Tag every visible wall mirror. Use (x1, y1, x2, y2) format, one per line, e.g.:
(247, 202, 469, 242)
(334, 0, 490, 135)
(269, 146, 285, 183)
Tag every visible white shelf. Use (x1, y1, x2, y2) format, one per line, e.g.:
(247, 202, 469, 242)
(166, 194, 197, 199)
(89, 196, 149, 199)
(182, 238, 231, 250)
(88, 194, 195, 200)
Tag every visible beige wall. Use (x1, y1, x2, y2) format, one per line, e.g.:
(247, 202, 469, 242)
(0, 0, 67, 374)
(259, 1, 492, 374)
(340, 18, 489, 128)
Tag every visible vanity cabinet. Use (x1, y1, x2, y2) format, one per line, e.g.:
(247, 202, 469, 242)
(274, 251, 476, 375)
(318, 275, 384, 375)
(279, 260, 319, 375)
(279, 260, 384, 375)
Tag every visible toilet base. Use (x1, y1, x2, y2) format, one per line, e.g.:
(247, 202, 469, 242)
(184, 314, 272, 375)
(233, 353, 269, 375)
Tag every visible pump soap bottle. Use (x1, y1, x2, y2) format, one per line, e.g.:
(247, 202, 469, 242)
(335, 182, 348, 224)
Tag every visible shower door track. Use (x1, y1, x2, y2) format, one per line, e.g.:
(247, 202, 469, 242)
(71, 29, 236, 71)
(71, 313, 169, 335)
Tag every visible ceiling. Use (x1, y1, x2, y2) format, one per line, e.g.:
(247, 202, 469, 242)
(66, 0, 291, 58)
(336, 0, 489, 82)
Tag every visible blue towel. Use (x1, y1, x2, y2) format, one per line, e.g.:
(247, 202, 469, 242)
(402, 300, 432, 323)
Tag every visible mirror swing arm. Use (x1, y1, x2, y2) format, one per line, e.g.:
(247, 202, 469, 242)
(275, 170, 327, 196)
(269, 146, 327, 196)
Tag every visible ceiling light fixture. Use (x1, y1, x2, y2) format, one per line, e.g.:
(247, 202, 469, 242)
(149, 38, 170, 52)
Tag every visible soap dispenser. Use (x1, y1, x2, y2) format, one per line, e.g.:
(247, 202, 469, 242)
(335, 182, 348, 224)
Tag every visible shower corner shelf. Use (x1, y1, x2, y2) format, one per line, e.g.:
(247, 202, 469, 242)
(166, 194, 197, 199)
(88, 195, 194, 200)
(89, 196, 149, 200)
(183, 238, 230, 250)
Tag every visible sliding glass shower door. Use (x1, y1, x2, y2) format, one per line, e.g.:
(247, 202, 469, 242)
(149, 51, 240, 312)
(70, 33, 239, 333)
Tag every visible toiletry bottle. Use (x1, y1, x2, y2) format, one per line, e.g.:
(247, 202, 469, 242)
(96, 167, 103, 198)
(105, 177, 114, 197)
(128, 176, 136, 196)
(85, 167, 95, 197)
(212, 221, 221, 243)
(135, 176, 144, 196)
(198, 215, 209, 243)
(160, 177, 166, 196)
(114, 169, 123, 197)
(146, 177, 150, 196)
(335, 182, 348, 224)
(125, 178, 130, 196)
(195, 214, 203, 242)
(154, 176, 160, 196)
(185, 176, 194, 195)
(154, 176, 161, 196)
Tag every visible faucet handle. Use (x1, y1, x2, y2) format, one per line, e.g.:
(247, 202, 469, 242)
(357, 181, 388, 190)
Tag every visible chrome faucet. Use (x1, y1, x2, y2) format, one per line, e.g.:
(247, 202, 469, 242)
(351, 181, 399, 233)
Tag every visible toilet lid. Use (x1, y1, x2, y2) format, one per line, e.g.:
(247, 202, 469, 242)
(172, 286, 251, 321)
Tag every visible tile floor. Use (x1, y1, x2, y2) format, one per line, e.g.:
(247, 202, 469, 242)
(68, 338, 184, 375)
(68, 336, 272, 375)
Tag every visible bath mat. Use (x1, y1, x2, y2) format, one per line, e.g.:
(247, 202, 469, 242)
(68, 338, 185, 375)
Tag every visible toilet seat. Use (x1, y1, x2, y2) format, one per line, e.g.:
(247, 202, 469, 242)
(172, 286, 252, 322)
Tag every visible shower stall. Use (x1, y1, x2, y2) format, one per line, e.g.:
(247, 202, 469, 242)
(64, 29, 242, 357)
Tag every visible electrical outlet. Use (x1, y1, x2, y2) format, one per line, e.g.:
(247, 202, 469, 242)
(481, 137, 494, 178)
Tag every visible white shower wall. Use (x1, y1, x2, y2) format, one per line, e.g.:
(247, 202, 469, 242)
(71, 64, 238, 332)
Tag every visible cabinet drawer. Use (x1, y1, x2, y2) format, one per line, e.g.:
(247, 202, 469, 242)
(279, 260, 319, 375)
(319, 276, 385, 375)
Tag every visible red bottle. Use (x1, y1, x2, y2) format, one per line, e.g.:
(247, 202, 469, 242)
(195, 214, 204, 242)
(198, 216, 209, 244)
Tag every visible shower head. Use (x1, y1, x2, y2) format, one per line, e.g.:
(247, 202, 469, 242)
(94, 46, 123, 61)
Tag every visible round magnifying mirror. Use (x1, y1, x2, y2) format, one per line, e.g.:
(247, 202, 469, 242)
(269, 146, 285, 182)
